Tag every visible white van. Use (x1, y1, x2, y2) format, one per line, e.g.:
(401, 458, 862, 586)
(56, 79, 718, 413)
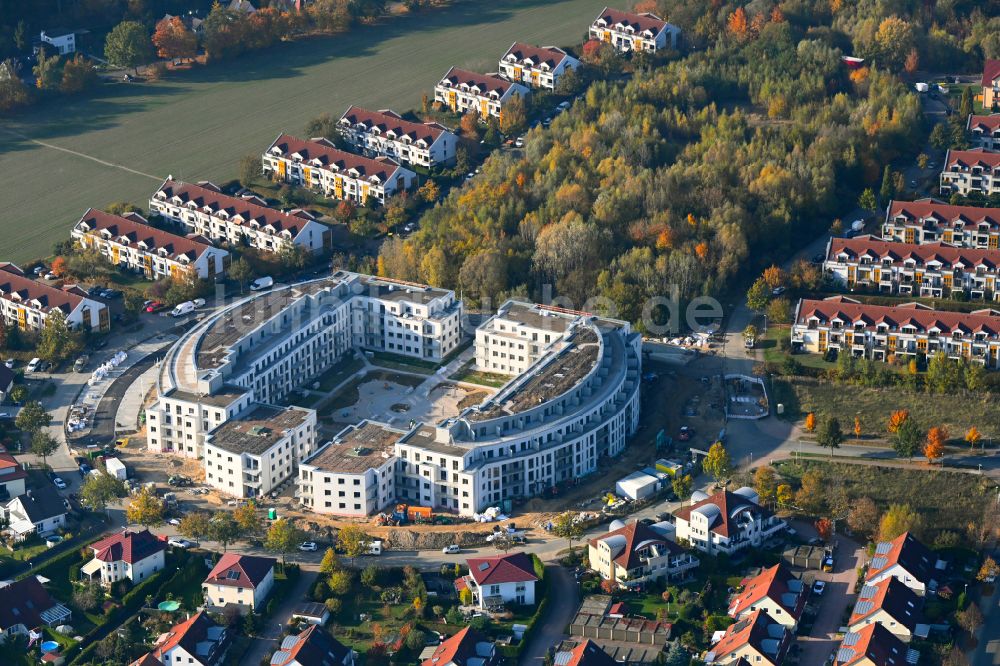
(250, 276, 274, 291)
(366, 539, 383, 556)
(26, 357, 42, 373)
(171, 301, 195, 317)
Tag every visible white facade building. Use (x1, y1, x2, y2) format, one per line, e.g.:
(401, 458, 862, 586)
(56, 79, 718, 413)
(498, 43, 579, 91)
(460, 552, 538, 609)
(338, 106, 457, 168)
(203, 554, 275, 612)
(672, 488, 785, 556)
(881, 199, 1000, 248)
(589, 7, 680, 53)
(939, 148, 1000, 198)
(968, 114, 1000, 151)
(0, 263, 109, 333)
(434, 67, 529, 120)
(40, 30, 75, 54)
(83, 529, 166, 586)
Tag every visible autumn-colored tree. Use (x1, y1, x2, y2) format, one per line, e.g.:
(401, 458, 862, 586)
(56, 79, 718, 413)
(632, 0, 657, 13)
(761, 265, 786, 290)
(60, 54, 98, 93)
(753, 466, 777, 506)
(879, 503, 922, 541)
(726, 7, 748, 37)
(769, 6, 785, 22)
(904, 48, 919, 74)
(978, 556, 999, 582)
(965, 426, 982, 449)
(776, 484, 793, 507)
(460, 109, 481, 137)
(853, 416, 862, 439)
(886, 409, 909, 434)
(153, 16, 198, 61)
(814, 518, 833, 542)
(924, 426, 947, 463)
(418, 180, 440, 203)
(599, 578, 617, 594)
(804, 412, 816, 432)
(702, 441, 731, 482)
(848, 497, 880, 539)
(50, 256, 67, 277)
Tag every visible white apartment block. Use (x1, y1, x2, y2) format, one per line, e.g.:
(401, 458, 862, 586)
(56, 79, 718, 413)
(968, 114, 1000, 151)
(823, 235, 1000, 300)
(147, 272, 462, 459)
(395, 301, 642, 516)
(263, 134, 416, 206)
(203, 405, 317, 499)
(589, 7, 680, 53)
(0, 263, 109, 333)
(882, 199, 1000, 248)
(298, 420, 404, 517)
(498, 43, 579, 91)
(39, 30, 75, 54)
(939, 149, 1000, 198)
(587, 520, 699, 588)
(72, 208, 229, 281)
(149, 179, 329, 254)
(338, 106, 457, 168)
(476, 301, 578, 375)
(792, 295, 1000, 368)
(672, 488, 785, 556)
(433, 67, 529, 120)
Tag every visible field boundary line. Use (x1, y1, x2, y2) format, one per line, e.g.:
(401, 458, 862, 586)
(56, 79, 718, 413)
(0, 127, 162, 182)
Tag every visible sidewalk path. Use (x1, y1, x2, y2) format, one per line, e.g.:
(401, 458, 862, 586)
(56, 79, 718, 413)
(519, 565, 579, 666)
(242, 570, 318, 666)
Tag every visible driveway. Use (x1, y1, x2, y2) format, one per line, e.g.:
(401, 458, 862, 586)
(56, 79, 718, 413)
(519, 565, 579, 665)
(798, 533, 864, 665)
(241, 569, 318, 665)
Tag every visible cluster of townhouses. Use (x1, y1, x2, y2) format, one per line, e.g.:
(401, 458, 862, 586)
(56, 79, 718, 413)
(0, 262, 110, 333)
(145, 272, 642, 516)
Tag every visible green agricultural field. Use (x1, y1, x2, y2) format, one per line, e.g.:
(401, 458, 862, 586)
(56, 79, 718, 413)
(0, 0, 606, 262)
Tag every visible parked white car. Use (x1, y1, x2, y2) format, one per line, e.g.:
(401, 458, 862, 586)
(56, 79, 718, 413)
(168, 538, 194, 549)
(442, 544, 461, 554)
(250, 276, 274, 291)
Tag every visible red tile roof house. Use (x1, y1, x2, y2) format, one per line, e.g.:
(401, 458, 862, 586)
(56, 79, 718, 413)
(588, 7, 681, 53)
(263, 134, 417, 207)
(672, 488, 786, 556)
(148, 179, 330, 254)
(81, 529, 166, 587)
(983, 59, 1000, 111)
(727, 563, 806, 630)
(203, 553, 276, 613)
(704, 609, 791, 666)
(939, 148, 1000, 198)
(0, 449, 28, 500)
(881, 198, 1000, 247)
(433, 67, 529, 121)
(553, 640, 618, 666)
(865, 532, 943, 595)
(337, 106, 457, 168)
(459, 552, 539, 610)
(0, 576, 72, 643)
(270, 624, 354, 666)
(848, 577, 927, 642)
(834, 623, 919, 666)
(422, 626, 497, 666)
(142, 611, 231, 666)
(967, 113, 1000, 150)
(498, 43, 581, 91)
(0, 263, 109, 333)
(586, 520, 699, 589)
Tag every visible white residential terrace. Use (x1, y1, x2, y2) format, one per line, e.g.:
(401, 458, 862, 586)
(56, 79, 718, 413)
(792, 295, 1000, 367)
(968, 114, 1000, 151)
(0, 263, 109, 333)
(588, 7, 680, 53)
(881, 199, 1000, 248)
(939, 149, 1000, 198)
(263, 134, 416, 206)
(498, 43, 580, 90)
(72, 208, 229, 281)
(672, 488, 785, 556)
(433, 67, 529, 120)
(337, 106, 457, 168)
(146, 272, 462, 459)
(149, 179, 329, 254)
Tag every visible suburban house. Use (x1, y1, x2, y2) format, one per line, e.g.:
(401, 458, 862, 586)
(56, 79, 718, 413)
(881, 199, 1000, 248)
(939, 148, 1000, 198)
(834, 623, 919, 666)
(498, 43, 580, 90)
(587, 520, 699, 588)
(866, 532, 941, 595)
(982, 59, 1000, 111)
(203, 553, 276, 612)
(0, 263, 109, 333)
(263, 134, 417, 206)
(968, 114, 1000, 150)
(145, 611, 230, 666)
(149, 179, 329, 254)
(229, 0, 256, 13)
(553, 640, 618, 666)
(421, 626, 497, 666)
(39, 29, 75, 54)
(270, 624, 354, 666)
(337, 106, 457, 168)
(433, 67, 529, 120)
(822, 235, 1000, 300)
(82, 529, 167, 587)
(458, 552, 538, 610)
(203, 405, 317, 499)
(672, 488, 786, 556)
(0, 365, 12, 404)
(4, 487, 67, 542)
(0, 450, 27, 500)
(727, 563, 806, 630)
(791, 296, 1000, 368)
(0, 576, 71, 642)
(588, 7, 680, 53)
(704, 609, 791, 666)
(849, 577, 926, 641)
(72, 208, 229, 281)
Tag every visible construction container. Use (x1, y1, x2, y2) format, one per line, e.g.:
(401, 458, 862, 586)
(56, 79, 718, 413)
(655, 459, 682, 476)
(407, 506, 432, 522)
(615, 471, 659, 501)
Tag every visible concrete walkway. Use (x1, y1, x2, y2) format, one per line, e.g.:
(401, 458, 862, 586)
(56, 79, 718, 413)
(114, 363, 160, 433)
(520, 565, 579, 665)
(242, 569, 318, 666)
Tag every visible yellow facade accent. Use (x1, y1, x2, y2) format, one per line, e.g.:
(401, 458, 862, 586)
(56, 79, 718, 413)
(277, 160, 287, 179)
(873, 268, 881, 283)
(818, 330, 827, 352)
(888, 336, 897, 350)
(110, 245, 120, 265)
(143, 255, 153, 278)
(847, 266, 856, 285)
(514, 67, 522, 79)
(303, 167, 311, 184)
(448, 91, 457, 111)
(16, 307, 26, 330)
(904, 228, 915, 243)
(480, 98, 489, 117)
(991, 235, 999, 249)
(334, 177, 343, 199)
(943, 231, 953, 244)
(532, 71, 539, 86)
(361, 184, 369, 204)
(943, 274, 953, 290)
(917, 339, 928, 352)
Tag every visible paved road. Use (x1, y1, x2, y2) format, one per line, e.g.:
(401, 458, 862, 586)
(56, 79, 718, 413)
(242, 569, 319, 666)
(520, 565, 579, 666)
(798, 532, 864, 666)
(970, 547, 1000, 666)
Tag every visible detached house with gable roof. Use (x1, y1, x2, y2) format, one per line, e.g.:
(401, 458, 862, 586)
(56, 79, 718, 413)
(727, 563, 806, 630)
(263, 134, 416, 206)
(337, 106, 456, 168)
(982, 59, 1000, 111)
(421, 626, 497, 666)
(588, 7, 680, 53)
(498, 43, 580, 90)
(72, 208, 229, 281)
(822, 235, 1000, 300)
(939, 148, 1000, 197)
(704, 609, 791, 666)
(0, 263, 109, 333)
(458, 552, 538, 610)
(270, 624, 354, 666)
(149, 179, 329, 254)
(849, 577, 926, 641)
(554, 640, 617, 666)
(587, 520, 699, 588)
(881, 199, 1000, 248)
(434, 67, 529, 121)
(968, 114, 1000, 150)
(4, 487, 67, 542)
(203, 553, 276, 613)
(82, 529, 166, 587)
(672, 487, 785, 556)
(0, 451, 27, 501)
(143, 611, 230, 666)
(834, 623, 919, 666)
(0, 576, 71, 643)
(866, 532, 942, 595)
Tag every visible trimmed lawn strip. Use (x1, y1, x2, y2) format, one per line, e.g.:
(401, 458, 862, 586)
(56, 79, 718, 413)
(449, 360, 509, 388)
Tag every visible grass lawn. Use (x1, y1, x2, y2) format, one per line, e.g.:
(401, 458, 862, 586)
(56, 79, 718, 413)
(0, 0, 609, 263)
(323, 369, 424, 411)
(761, 325, 834, 371)
(314, 355, 366, 392)
(369, 351, 439, 375)
(449, 360, 510, 388)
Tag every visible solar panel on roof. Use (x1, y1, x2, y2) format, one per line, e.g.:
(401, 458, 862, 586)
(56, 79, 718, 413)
(860, 585, 877, 598)
(875, 542, 892, 554)
(871, 556, 888, 569)
(271, 651, 290, 664)
(837, 647, 857, 662)
(478, 562, 490, 571)
(854, 600, 874, 615)
(842, 632, 860, 646)
(227, 570, 241, 580)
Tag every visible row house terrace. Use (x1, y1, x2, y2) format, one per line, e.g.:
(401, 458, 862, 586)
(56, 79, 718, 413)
(823, 235, 1000, 300)
(882, 199, 1000, 248)
(0, 263, 109, 333)
(263, 134, 416, 206)
(968, 114, 1000, 151)
(588, 7, 680, 53)
(72, 208, 229, 281)
(939, 148, 1000, 198)
(792, 295, 1000, 367)
(337, 106, 456, 168)
(498, 42, 580, 90)
(149, 179, 329, 254)
(433, 67, 529, 120)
